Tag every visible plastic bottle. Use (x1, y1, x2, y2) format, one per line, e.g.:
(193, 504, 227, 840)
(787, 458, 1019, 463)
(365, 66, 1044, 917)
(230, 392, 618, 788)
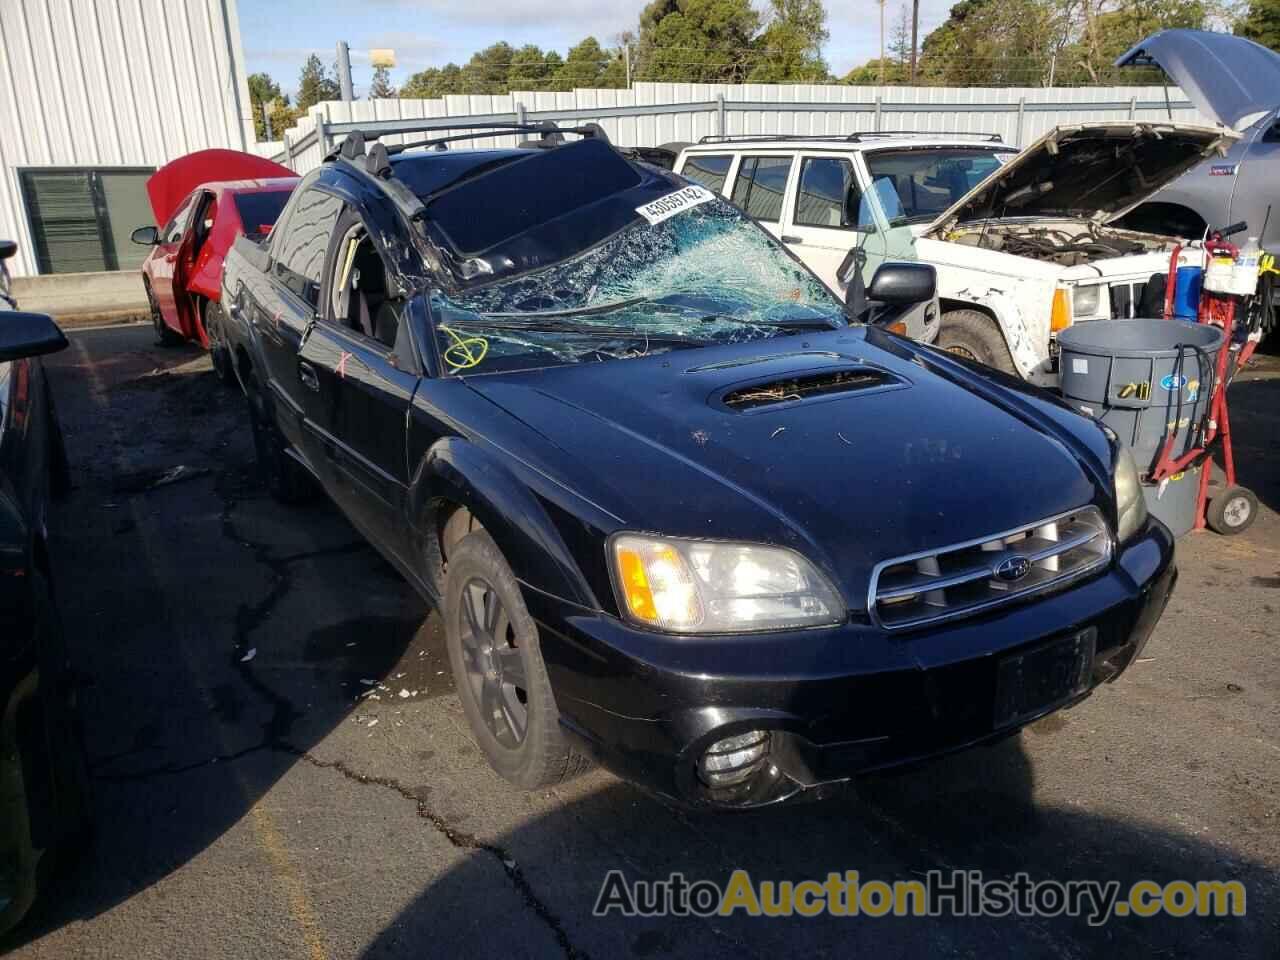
(1231, 236, 1262, 295)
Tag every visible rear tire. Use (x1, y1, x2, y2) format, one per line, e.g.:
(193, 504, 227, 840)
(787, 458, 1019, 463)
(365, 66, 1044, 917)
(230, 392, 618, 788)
(937, 309, 1017, 375)
(244, 372, 316, 504)
(204, 301, 235, 387)
(443, 530, 585, 789)
(146, 281, 183, 347)
(1206, 485, 1257, 536)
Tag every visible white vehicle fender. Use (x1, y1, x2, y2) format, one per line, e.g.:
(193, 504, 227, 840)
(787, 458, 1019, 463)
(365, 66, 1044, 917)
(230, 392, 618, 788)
(949, 284, 1046, 379)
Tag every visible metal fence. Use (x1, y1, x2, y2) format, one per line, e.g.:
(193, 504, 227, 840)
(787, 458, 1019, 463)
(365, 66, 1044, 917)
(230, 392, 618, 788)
(261, 81, 1207, 174)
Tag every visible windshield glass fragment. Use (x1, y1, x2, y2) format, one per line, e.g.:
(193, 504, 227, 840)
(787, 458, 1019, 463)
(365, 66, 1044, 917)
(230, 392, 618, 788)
(432, 199, 846, 375)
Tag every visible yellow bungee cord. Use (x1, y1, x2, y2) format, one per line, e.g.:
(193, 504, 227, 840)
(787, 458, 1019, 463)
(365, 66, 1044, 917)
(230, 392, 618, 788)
(439, 325, 489, 371)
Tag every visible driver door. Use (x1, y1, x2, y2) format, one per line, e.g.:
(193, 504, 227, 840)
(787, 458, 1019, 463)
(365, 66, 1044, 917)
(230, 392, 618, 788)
(151, 191, 200, 328)
(173, 190, 215, 339)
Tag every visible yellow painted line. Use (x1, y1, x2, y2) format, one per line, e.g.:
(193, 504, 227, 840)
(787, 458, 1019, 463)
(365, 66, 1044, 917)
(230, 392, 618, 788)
(249, 804, 330, 960)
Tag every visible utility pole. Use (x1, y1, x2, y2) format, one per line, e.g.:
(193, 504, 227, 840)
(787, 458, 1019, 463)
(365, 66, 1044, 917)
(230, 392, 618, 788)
(263, 102, 273, 141)
(909, 0, 920, 84)
(336, 41, 354, 102)
(624, 44, 631, 89)
(879, 0, 886, 85)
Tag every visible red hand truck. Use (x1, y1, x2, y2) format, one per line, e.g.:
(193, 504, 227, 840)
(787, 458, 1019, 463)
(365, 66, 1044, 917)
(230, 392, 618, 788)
(1151, 227, 1262, 535)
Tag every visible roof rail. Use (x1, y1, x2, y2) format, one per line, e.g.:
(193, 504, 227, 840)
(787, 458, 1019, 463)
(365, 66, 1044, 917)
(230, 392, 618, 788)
(847, 130, 1004, 143)
(322, 121, 613, 222)
(695, 130, 1004, 145)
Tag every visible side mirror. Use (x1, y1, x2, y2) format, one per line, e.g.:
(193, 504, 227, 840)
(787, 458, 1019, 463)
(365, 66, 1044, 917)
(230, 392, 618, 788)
(867, 262, 937, 305)
(0, 312, 68, 363)
(0, 240, 16, 260)
(131, 225, 159, 246)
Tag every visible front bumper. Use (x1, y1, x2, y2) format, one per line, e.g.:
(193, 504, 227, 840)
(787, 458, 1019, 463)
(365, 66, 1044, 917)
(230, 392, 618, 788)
(526, 517, 1176, 809)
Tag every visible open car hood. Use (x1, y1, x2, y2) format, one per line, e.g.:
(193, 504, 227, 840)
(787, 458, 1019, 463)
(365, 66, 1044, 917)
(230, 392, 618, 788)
(924, 122, 1235, 235)
(146, 149, 295, 225)
(1116, 29, 1280, 132)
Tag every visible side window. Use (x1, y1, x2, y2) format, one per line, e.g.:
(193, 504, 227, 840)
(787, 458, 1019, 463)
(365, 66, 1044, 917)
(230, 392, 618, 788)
(272, 189, 343, 309)
(327, 215, 401, 349)
(681, 154, 732, 194)
(161, 192, 199, 244)
(730, 156, 793, 223)
(795, 157, 866, 230)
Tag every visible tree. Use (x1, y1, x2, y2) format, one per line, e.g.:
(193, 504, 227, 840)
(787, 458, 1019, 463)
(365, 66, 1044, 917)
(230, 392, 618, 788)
(842, 57, 908, 84)
(508, 44, 552, 89)
(400, 63, 464, 99)
(1236, 0, 1280, 50)
(748, 0, 830, 82)
(635, 0, 761, 83)
(461, 42, 516, 94)
(246, 72, 295, 140)
(556, 37, 610, 88)
(368, 64, 396, 98)
(296, 54, 340, 111)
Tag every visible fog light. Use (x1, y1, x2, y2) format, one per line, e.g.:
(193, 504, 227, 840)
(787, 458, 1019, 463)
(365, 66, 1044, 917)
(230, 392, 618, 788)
(698, 730, 770, 788)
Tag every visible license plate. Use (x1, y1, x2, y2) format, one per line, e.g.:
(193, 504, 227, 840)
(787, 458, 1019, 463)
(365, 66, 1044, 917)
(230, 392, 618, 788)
(994, 628, 1096, 729)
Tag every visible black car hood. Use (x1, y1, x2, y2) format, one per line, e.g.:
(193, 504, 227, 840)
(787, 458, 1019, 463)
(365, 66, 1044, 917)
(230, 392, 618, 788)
(463, 328, 1106, 611)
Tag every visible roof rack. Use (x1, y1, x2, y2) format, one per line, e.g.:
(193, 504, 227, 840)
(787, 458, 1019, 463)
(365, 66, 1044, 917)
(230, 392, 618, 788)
(696, 130, 1004, 145)
(321, 121, 614, 222)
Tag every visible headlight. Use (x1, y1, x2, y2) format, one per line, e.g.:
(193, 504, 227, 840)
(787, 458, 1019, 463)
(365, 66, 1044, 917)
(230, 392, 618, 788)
(1072, 284, 1102, 318)
(1113, 443, 1148, 543)
(610, 534, 844, 633)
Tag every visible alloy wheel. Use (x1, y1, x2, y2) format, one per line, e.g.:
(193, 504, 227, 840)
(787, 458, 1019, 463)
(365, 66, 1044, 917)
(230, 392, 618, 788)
(457, 577, 528, 748)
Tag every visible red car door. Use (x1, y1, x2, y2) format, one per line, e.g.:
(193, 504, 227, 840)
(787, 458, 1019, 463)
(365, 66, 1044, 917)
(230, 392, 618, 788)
(173, 191, 216, 341)
(152, 191, 200, 330)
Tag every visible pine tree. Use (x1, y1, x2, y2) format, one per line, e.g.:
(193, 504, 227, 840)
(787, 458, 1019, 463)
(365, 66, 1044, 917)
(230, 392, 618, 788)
(368, 65, 396, 99)
(297, 54, 340, 111)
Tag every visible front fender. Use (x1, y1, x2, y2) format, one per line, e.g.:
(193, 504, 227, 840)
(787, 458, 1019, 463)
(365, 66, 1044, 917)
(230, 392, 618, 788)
(409, 436, 599, 609)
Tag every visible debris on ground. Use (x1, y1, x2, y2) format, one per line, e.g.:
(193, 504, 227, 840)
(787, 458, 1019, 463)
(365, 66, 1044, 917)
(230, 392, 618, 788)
(112, 464, 210, 494)
(240, 648, 257, 663)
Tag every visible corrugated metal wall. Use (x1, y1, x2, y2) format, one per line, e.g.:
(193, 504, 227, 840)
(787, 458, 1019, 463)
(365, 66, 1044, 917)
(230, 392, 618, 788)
(274, 82, 1213, 175)
(0, 0, 254, 276)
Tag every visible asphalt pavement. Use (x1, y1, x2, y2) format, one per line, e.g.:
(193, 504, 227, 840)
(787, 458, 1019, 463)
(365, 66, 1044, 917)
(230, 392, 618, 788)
(5, 323, 1279, 959)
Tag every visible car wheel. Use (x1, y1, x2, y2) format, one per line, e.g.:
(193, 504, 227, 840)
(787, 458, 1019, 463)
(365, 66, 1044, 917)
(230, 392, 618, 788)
(204, 301, 235, 387)
(444, 529, 586, 788)
(146, 281, 183, 347)
(244, 372, 316, 504)
(1206, 485, 1258, 536)
(936, 309, 1017, 375)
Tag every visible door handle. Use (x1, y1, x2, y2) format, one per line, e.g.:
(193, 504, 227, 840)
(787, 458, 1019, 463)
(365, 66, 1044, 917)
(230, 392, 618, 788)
(297, 361, 319, 392)
(781, 235, 803, 244)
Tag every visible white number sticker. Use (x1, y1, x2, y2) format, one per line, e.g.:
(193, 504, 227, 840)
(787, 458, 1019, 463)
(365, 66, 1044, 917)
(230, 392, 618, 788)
(635, 185, 715, 225)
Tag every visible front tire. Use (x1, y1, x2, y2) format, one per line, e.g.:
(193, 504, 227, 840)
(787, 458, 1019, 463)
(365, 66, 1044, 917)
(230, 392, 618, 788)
(443, 530, 583, 789)
(937, 309, 1017, 375)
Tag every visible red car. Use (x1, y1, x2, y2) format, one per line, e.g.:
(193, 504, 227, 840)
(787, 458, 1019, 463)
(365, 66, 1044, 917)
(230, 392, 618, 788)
(132, 149, 297, 381)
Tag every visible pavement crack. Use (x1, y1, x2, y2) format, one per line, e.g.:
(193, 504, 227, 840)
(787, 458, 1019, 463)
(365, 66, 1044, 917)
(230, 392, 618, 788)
(298, 752, 590, 960)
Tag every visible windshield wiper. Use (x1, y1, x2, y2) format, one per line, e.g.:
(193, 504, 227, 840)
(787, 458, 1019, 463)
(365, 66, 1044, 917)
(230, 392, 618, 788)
(445, 316, 714, 348)
(699, 313, 842, 331)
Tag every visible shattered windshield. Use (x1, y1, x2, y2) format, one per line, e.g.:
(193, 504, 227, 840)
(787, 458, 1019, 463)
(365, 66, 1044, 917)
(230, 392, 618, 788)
(432, 198, 845, 376)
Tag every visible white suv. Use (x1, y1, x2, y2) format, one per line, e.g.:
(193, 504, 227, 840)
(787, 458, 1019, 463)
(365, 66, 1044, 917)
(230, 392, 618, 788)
(675, 124, 1234, 384)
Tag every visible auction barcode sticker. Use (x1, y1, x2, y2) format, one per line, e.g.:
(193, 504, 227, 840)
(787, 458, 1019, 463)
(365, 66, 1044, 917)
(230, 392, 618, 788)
(635, 185, 715, 225)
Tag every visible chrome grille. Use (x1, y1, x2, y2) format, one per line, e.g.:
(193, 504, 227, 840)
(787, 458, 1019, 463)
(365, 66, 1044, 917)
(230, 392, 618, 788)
(869, 506, 1112, 630)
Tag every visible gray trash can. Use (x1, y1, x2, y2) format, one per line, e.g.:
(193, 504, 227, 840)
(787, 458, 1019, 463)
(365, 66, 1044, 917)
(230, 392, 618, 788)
(1057, 319, 1225, 537)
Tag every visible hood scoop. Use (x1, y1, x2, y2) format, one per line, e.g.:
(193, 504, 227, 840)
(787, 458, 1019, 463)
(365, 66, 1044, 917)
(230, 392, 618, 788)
(718, 366, 907, 412)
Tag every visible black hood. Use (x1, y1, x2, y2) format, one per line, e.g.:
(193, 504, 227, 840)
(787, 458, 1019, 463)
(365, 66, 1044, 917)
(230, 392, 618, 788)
(463, 328, 1109, 611)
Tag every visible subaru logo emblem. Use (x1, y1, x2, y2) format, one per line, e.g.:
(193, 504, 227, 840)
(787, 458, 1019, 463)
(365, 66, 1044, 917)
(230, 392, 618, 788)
(994, 555, 1032, 582)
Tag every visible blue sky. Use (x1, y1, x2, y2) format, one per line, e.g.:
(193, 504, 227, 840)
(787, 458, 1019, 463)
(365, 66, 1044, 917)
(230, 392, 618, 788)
(239, 0, 958, 98)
